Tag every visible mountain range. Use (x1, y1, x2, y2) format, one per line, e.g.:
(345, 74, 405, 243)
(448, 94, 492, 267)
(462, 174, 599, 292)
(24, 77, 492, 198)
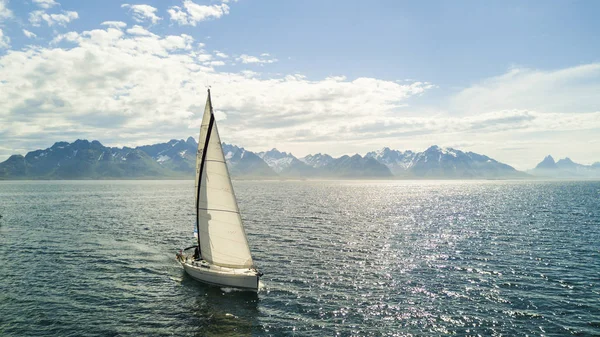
(0, 138, 597, 180)
(364, 146, 524, 179)
(529, 155, 600, 179)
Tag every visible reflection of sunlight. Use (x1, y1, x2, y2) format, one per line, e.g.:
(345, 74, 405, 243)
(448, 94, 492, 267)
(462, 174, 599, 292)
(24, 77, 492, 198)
(2, 179, 598, 336)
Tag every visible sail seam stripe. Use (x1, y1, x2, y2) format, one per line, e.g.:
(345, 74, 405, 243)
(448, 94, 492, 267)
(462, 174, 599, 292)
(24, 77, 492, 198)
(198, 205, 237, 212)
(199, 208, 240, 214)
(197, 218, 242, 227)
(196, 247, 251, 260)
(197, 232, 248, 244)
(198, 218, 243, 226)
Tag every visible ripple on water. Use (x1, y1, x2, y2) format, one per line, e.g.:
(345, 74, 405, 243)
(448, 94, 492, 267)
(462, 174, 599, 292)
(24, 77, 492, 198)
(0, 180, 599, 336)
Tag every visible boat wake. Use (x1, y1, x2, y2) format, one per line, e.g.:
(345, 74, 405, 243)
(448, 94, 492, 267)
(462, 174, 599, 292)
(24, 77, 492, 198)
(169, 276, 183, 283)
(220, 287, 243, 293)
(218, 280, 266, 293)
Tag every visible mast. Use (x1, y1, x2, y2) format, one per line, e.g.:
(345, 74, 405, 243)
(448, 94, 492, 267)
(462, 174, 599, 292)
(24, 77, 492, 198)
(195, 89, 215, 257)
(195, 90, 254, 268)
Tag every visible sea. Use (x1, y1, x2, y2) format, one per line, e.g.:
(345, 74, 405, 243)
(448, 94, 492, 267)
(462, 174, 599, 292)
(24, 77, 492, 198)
(0, 180, 599, 336)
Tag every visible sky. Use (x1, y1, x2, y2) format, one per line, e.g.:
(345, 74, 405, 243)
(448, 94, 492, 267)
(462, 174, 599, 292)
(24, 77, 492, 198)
(0, 0, 599, 170)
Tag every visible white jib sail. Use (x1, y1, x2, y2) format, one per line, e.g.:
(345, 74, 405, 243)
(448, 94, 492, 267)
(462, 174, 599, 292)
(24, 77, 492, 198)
(195, 91, 254, 269)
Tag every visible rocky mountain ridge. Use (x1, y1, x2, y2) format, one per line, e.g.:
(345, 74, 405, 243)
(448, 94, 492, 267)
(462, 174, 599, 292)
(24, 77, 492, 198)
(529, 155, 600, 179)
(2, 138, 594, 180)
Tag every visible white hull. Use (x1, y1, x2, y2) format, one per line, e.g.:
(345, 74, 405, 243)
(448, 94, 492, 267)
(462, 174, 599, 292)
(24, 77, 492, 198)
(178, 256, 260, 291)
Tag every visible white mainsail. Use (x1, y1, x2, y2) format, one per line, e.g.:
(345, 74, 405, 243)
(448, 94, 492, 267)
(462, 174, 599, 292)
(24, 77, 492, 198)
(195, 90, 254, 269)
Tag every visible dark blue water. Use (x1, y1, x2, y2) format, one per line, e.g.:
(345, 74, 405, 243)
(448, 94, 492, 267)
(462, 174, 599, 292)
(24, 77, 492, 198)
(1, 180, 599, 336)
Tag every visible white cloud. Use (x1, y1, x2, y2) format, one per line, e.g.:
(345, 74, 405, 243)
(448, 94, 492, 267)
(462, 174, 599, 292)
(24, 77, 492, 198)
(161, 34, 194, 50)
(101, 21, 127, 29)
(237, 53, 277, 64)
(0, 28, 9, 48)
(0, 0, 13, 20)
(197, 53, 212, 62)
(343, 110, 600, 139)
(439, 64, 600, 168)
(451, 64, 600, 115)
(32, 0, 59, 9)
(0, 24, 432, 163)
(240, 70, 259, 78)
(51, 31, 79, 44)
(214, 51, 228, 58)
(167, 6, 189, 26)
(23, 29, 37, 38)
(121, 4, 161, 24)
(168, 0, 229, 26)
(2, 18, 598, 168)
(207, 60, 225, 67)
(184, 1, 229, 22)
(29, 10, 78, 27)
(126, 25, 156, 37)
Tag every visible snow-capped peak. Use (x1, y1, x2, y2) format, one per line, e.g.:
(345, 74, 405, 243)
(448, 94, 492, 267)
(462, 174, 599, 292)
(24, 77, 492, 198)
(365, 147, 416, 169)
(258, 148, 297, 172)
(300, 153, 333, 168)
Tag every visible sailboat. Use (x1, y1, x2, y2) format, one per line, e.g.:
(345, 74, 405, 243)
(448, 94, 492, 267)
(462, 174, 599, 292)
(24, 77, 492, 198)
(176, 89, 262, 290)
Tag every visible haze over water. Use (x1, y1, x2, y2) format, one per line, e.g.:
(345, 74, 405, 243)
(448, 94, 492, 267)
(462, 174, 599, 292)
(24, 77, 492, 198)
(1, 180, 599, 336)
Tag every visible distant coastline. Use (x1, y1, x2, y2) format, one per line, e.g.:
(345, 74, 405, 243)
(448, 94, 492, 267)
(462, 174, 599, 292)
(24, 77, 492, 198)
(2, 176, 599, 182)
(1, 138, 599, 180)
